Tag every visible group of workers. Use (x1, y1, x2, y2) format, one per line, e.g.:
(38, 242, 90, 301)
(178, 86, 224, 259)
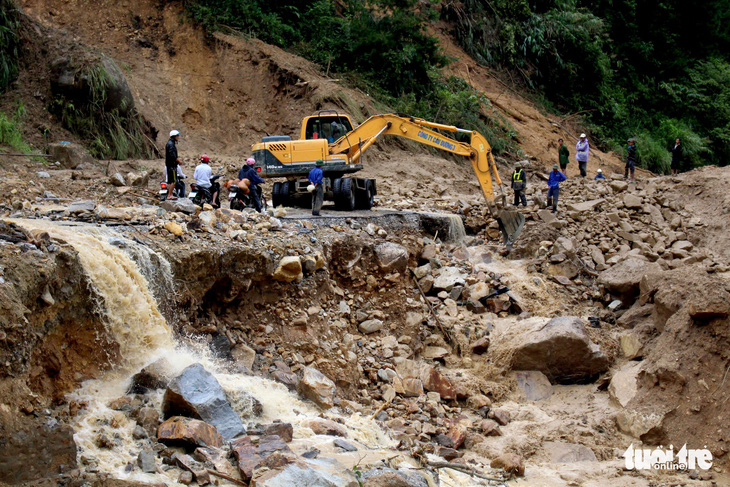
(165, 130, 321, 215)
(165, 130, 265, 211)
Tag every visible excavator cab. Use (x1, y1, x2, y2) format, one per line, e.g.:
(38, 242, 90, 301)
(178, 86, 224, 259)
(302, 111, 354, 142)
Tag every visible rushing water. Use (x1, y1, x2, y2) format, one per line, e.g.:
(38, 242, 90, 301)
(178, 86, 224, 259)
(9, 219, 407, 485)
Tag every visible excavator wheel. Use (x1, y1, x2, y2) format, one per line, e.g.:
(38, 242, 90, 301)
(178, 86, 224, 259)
(338, 178, 356, 211)
(272, 181, 283, 208)
(280, 181, 292, 207)
(355, 179, 374, 210)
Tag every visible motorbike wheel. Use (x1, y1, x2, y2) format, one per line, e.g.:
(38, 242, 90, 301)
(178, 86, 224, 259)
(230, 198, 243, 211)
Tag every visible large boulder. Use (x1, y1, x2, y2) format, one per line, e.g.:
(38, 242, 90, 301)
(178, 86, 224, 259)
(598, 258, 662, 304)
(162, 363, 245, 440)
(506, 317, 609, 384)
(48, 142, 94, 169)
(50, 55, 135, 116)
(297, 366, 336, 409)
(373, 242, 409, 272)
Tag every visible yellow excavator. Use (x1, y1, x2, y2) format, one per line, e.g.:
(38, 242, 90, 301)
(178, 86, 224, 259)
(251, 111, 525, 244)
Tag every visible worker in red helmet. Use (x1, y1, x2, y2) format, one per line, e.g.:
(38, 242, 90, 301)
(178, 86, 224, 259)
(194, 154, 219, 208)
(237, 157, 265, 213)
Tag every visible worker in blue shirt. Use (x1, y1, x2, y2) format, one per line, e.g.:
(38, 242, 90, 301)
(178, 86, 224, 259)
(547, 164, 567, 213)
(238, 157, 265, 212)
(594, 168, 606, 180)
(309, 159, 324, 216)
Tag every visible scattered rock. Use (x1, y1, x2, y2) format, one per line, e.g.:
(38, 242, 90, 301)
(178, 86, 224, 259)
(137, 449, 157, 473)
(301, 418, 347, 437)
(164, 221, 183, 237)
(273, 256, 303, 282)
(68, 200, 96, 214)
(161, 198, 197, 215)
(514, 370, 553, 401)
(490, 453, 525, 478)
(297, 366, 336, 409)
(608, 361, 642, 407)
(373, 242, 409, 272)
(111, 172, 126, 186)
(543, 441, 597, 463)
(358, 319, 384, 334)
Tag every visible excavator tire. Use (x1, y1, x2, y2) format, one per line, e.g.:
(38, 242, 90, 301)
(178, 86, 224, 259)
(335, 178, 356, 211)
(272, 181, 284, 208)
(280, 181, 292, 207)
(355, 179, 374, 210)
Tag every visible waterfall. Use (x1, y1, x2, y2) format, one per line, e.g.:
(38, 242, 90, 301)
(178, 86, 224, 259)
(9, 219, 398, 484)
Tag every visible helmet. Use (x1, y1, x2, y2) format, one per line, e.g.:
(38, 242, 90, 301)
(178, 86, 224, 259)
(597, 168, 603, 173)
(580, 133, 586, 138)
(246, 157, 256, 166)
(315, 159, 324, 167)
(200, 154, 210, 163)
(552, 164, 559, 169)
(170, 130, 180, 137)
(515, 162, 522, 168)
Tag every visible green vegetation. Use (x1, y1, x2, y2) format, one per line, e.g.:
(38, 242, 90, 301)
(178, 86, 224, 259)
(445, 0, 730, 172)
(184, 0, 517, 154)
(0, 0, 20, 92)
(0, 103, 32, 154)
(49, 59, 154, 160)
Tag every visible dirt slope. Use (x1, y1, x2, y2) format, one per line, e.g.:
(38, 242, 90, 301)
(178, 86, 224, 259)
(12, 0, 643, 188)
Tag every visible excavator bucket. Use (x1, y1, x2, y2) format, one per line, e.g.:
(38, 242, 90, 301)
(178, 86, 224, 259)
(496, 209, 525, 247)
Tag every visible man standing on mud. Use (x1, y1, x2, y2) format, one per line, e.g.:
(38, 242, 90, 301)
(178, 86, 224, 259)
(558, 138, 569, 171)
(547, 164, 567, 213)
(511, 162, 527, 207)
(576, 133, 589, 177)
(165, 130, 181, 200)
(309, 159, 324, 216)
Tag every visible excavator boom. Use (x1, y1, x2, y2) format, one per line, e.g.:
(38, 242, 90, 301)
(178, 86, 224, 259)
(329, 114, 524, 244)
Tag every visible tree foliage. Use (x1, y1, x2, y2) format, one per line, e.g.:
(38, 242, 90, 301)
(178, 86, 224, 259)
(0, 0, 20, 92)
(185, 0, 516, 153)
(446, 0, 730, 171)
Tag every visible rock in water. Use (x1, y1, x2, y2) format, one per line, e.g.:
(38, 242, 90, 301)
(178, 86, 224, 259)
(297, 366, 336, 409)
(157, 416, 224, 448)
(360, 467, 429, 487)
(251, 458, 358, 487)
(162, 363, 246, 440)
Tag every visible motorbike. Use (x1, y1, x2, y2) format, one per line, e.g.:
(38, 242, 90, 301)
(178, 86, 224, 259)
(159, 178, 186, 201)
(190, 174, 222, 208)
(228, 184, 267, 212)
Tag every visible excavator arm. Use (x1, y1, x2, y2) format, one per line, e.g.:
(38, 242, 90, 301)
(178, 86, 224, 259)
(330, 114, 525, 244)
